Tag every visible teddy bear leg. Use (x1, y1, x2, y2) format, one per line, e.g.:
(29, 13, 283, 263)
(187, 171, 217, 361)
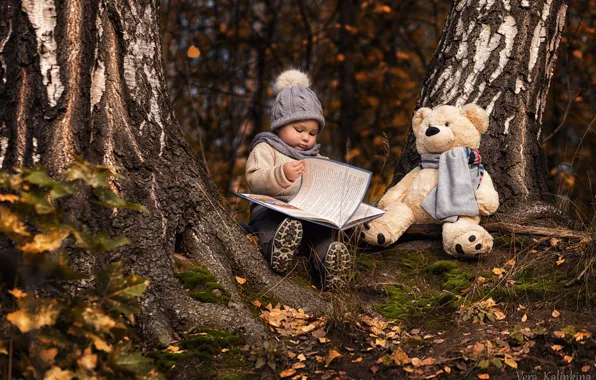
(360, 202, 415, 247)
(442, 216, 493, 258)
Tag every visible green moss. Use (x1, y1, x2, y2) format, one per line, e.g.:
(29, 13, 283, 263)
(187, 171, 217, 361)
(376, 284, 457, 326)
(174, 265, 231, 305)
(147, 328, 248, 379)
(356, 254, 376, 270)
(443, 270, 471, 292)
(427, 260, 458, 275)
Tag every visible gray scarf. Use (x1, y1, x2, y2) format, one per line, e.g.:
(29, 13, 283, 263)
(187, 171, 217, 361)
(420, 147, 484, 223)
(249, 132, 320, 160)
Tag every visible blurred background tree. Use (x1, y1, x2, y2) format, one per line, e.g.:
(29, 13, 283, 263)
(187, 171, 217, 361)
(160, 0, 595, 225)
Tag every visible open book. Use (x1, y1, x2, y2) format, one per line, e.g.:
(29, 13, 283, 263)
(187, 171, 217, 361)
(237, 158, 385, 230)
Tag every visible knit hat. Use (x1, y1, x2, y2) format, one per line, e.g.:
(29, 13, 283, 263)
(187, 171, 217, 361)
(270, 69, 325, 133)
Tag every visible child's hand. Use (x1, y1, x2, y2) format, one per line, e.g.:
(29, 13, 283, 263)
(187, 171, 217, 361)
(283, 160, 306, 182)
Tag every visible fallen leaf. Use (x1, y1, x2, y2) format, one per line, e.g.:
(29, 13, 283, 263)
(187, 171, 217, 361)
(370, 365, 378, 374)
(221, 348, 229, 353)
(444, 366, 451, 373)
(389, 347, 410, 366)
(252, 300, 261, 308)
(280, 368, 296, 378)
(292, 362, 306, 369)
(575, 329, 591, 341)
(494, 310, 506, 320)
(504, 259, 516, 267)
(433, 339, 445, 344)
(411, 357, 422, 367)
(521, 313, 528, 322)
(504, 357, 517, 368)
(319, 338, 328, 343)
(582, 366, 591, 373)
(476, 276, 486, 285)
(563, 355, 573, 363)
(352, 357, 363, 363)
(298, 354, 306, 362)
(551, 344, 563, 351)
(0, 194, 19, 203)
(554, 331, 565, 338)
(552, 310, 560, 318)
(324, 349, 341, 367)
(478, 374, 490, 379)
(556, 258, 565, 266)
(235, 276, 247, 285)
(550, 238, 561, 247)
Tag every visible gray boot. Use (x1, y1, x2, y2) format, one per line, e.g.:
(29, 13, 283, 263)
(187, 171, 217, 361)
(321, 242, 351, 290)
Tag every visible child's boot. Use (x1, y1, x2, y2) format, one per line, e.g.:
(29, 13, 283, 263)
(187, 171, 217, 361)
(320, 242, 351, 290)
(270, 218, 303, 273)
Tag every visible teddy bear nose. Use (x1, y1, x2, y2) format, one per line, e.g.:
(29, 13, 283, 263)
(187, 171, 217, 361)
(425, 126, 440, 137)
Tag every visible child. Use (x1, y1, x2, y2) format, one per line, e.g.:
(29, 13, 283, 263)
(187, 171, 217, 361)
(245, 69, 351, 290)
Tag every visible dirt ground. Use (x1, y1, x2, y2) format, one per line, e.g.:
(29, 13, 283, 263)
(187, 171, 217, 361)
(150, 231, 596, 379)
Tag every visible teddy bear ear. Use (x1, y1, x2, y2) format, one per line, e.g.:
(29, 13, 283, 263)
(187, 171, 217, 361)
(412, 107, 431, 132)
(461, 104, 489, 134)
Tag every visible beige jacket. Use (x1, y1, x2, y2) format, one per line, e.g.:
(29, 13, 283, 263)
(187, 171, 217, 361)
(246, 142, 324, 202)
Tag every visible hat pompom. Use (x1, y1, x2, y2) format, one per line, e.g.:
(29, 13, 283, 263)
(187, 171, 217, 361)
(275, 69, 311, 94)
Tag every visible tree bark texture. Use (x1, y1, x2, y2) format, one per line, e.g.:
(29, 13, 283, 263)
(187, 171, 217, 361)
(395, 0, 568, 215)
(0, 0, 328, 344)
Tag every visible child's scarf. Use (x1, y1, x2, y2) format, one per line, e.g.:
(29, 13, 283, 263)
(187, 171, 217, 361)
(250, 132, 320, 160)
(420, 147, 484, 223)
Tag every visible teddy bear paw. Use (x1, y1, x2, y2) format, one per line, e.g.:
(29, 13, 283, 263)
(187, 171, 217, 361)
(448, 230, 494, 258)
(360, 221, 393, 247)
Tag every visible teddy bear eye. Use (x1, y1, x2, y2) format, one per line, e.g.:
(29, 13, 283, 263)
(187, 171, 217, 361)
(445, 122, 450, 127)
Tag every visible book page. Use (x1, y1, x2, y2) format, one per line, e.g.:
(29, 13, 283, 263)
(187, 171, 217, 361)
(342, 203, 385, 230)
(236, 193, 326, 221)
(289, 158, 371, 227)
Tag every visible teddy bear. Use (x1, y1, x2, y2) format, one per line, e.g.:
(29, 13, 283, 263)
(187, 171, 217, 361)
(362, 104, 499, 258)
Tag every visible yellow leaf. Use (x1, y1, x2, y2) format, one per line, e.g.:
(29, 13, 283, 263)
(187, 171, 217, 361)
(504, 357, 517, 368)
(549, 238, 561, 247)
(187, 45, 201, 59)
(494, 310, 506, 320)
(554, 331, 565, 338)
(292, 362, 306, 369)
(575, 329, 591, 341)
(556, 258, 565, 266)
(551, 344, 563, 351)
(7, 300, 61, 333)
(43, 366, 75, 380)
(91, 336, 112, 353)
(235, 276, 247, 285)
(9, 288, 27, 299)
(280, 368, 296, 378)
(478, 374, 490, 379)
(552, 310, 560, 318)
(444, 366, 451, 373)
(563, 355, 573, 363)
(82, 308, 116, 332)
(20, 230, 69, 253)
(324, 349, 341, 367)
(504, 259, 516, 267)
(39, 348, 58, 366)
(390, 347, 410, 366)
(0, 194, 19, 202)
(298, 353, 306, 362)
(411, 357, 422, 367)
(77, 348, 97, 371)
(476, 276, 486, 285)
(521, 313, 527, 322)
(352, 357, 363, 363)
(0, 206, 30, 237)
(492, 267, 505, 276)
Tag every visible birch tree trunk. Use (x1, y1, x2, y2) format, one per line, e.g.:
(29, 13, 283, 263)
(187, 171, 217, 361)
(395, 0, 568, 220)
(0, 0, 328, 344)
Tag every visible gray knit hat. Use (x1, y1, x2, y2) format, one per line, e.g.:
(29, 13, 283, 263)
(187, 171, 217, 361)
(270, 69, 325, 132)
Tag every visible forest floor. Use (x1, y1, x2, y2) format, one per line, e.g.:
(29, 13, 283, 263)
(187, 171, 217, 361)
(148, 231, 596, 379)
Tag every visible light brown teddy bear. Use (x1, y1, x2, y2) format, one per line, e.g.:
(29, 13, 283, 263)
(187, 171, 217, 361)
(362, 104, 499, 258)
